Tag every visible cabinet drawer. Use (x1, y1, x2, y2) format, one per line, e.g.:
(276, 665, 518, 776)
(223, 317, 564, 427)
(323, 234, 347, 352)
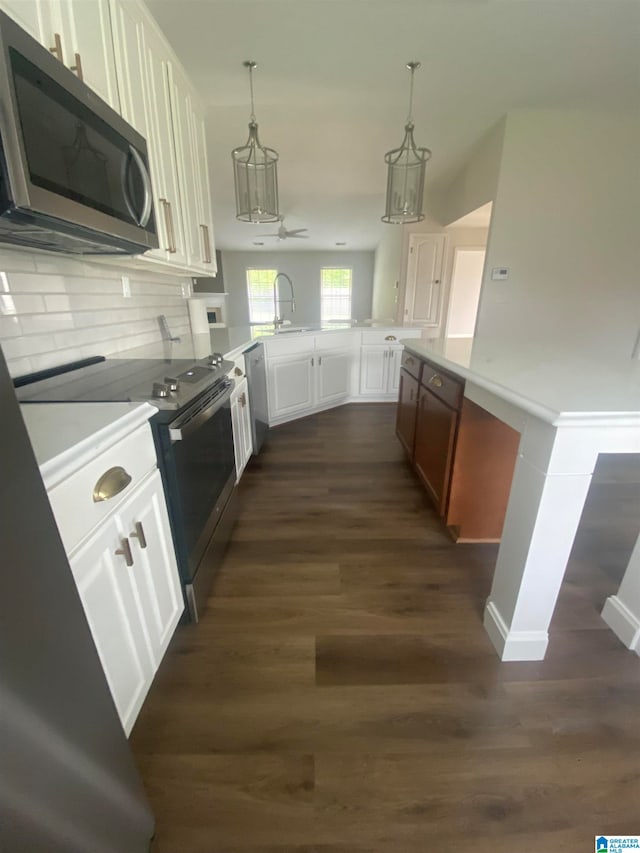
(360, 328, 422, 345)
(314, 331, 354, 352)
(264, 335, 314, 357)
(48, 422, 157, 554)
(420, 362, 463, 410)
(401, 350, 421, 381)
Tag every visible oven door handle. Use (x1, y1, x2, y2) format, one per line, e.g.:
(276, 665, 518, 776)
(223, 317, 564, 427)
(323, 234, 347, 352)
(168, 381, 233, 443)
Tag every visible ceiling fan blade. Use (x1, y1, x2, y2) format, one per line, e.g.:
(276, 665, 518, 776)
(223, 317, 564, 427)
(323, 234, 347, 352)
(255, 233, 280, 237)
(285, 228, 308, 236)
(288, 234, 309, 239)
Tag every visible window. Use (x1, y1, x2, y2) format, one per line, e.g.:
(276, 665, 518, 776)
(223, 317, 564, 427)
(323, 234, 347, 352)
(320, 267, 352, 324)
(246, 268, 277, 323)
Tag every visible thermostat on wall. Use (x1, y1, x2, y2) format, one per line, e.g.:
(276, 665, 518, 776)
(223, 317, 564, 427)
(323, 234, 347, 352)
(491, 267, 509, 281)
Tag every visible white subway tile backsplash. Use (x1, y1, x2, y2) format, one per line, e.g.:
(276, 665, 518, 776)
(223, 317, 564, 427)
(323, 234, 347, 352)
(0, 294, 46, 315)
(0, 248, 192, 376)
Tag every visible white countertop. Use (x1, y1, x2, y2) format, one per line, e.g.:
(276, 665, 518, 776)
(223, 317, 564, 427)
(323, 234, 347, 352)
(403, 337, 640, 426)
(117, 324, 421, 362)
(21, 402, 156, 489)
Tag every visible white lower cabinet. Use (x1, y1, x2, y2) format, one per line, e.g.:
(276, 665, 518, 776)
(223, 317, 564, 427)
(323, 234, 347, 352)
(359, 345, 403, 397)
(268, 352, 315, 421)
(317, 350, 352, 406)
(231, 377, 253, 480)
(69, 468, 182, 736)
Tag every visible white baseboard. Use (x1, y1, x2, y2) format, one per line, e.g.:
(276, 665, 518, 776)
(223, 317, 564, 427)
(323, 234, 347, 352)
(601, 595, 640, 655)
(483, 600, 549, 661)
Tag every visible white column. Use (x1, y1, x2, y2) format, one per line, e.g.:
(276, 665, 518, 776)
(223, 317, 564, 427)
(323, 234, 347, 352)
(483, 417, 599, 661)
(602, 532, 640, 655)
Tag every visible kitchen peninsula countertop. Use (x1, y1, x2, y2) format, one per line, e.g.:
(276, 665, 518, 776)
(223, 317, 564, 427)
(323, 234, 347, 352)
(403, 337, 640, 426)
(117, 324, 424, 363)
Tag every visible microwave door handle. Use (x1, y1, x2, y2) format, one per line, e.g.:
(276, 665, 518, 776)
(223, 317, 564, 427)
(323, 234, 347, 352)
(122, 146, 153, 228)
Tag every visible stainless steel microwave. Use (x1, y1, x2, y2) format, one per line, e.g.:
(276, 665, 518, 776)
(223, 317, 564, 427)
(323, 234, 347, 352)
(0, 10, 159, 255)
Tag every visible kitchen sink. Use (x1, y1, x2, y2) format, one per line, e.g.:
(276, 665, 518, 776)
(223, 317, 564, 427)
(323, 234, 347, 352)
(273, 326, 313, 334)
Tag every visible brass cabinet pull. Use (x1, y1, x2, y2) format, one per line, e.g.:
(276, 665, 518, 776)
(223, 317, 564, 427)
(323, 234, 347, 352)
(385, 335, 397, 341)
(130, 521, 147, 549)
(240, 393, 247, 407)
(428, 373, 444, 388)
(406, 356, 415, 365)
(159, 199, 177, 253)
(115, 538, 134, 567)
(234, 366, 243, 377)
(49, 33, 63, 60)
(70, 52, 83, 80)
(200, 224, 212, 264)
(92, 466, 132, 503)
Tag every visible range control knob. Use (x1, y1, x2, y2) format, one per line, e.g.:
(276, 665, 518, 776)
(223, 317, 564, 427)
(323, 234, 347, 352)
(152, 382, 169, 399)
(207, 353, 223, 367)
(164, 376, 180, 392)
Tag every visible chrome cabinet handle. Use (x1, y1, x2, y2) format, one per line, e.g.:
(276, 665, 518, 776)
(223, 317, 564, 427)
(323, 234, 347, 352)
(92, 467, 132, 503)
(385, 335, 397, 341)
(115, 538, 134, 567)
(160, 199, 177, 253)
(428, 373, 444, 388)
(200, 224, 212, 264)
(390, 350, 395, 359)
(70, 52, 83, 81)
(311, 357, 315, 367)
(130, 521, 147, 549)
(49, 33, 63, 61)
(383, 350, 387, 359)
(318, 356, 322, 366)
(409, 389, 414, 402)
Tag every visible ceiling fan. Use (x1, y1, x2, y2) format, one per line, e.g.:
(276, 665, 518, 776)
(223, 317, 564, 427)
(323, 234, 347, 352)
(256, 217, 309, 241)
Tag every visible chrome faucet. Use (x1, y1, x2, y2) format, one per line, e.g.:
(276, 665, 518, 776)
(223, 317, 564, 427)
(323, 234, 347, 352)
(273, 272, 296, 327)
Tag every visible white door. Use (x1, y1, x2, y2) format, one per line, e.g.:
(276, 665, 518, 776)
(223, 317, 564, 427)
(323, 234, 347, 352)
(114, 469, 183, 667)
(0, 0, 53, 45)
(359, 346, 388, 396)
(69, 516, 153, 735)
(57, 0, 120, 109)
(404, 233, 446, 327)
(317, 351, 351, 405)
(268, 354, 314, 420)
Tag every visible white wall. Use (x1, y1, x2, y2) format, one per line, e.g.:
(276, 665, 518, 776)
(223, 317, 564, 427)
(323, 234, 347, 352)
(0, 249, 191, 378)
(446, 248, 486, 337)
(221, 250, 374, 326)
(474, 109, 640, 359)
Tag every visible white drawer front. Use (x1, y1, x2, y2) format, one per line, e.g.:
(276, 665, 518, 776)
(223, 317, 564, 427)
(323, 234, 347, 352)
(264, 335, 314, 357)
(360, 328, 423, 345)
(314, 331, 354, 352)
(49, 422, 157, 554)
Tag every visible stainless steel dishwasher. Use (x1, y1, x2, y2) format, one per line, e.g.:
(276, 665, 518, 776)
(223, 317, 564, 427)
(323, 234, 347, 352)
(244, 342, 269, 453)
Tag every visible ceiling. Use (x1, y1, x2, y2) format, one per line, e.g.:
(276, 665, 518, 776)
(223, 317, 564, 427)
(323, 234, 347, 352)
(146, 0, 639, 252)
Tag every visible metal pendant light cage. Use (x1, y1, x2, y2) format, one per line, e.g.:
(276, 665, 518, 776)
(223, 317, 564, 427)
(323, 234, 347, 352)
(382, 62, 431, 225)
(232, 61, 280, 223)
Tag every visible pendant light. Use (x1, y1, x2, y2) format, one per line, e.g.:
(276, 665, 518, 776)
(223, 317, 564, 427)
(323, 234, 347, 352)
(232, 61, 280, 223)
(382, 61, 431, 224)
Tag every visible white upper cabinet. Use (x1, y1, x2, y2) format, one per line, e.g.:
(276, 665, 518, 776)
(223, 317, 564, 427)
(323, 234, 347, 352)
(0, 0, 53, 45)
(55, 0, 120, 109)
(1, 0, 218, 274)
(404, 233, 446, 327)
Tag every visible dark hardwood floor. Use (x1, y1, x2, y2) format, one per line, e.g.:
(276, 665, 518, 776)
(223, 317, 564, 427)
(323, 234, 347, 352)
(130, 404, 640, 853)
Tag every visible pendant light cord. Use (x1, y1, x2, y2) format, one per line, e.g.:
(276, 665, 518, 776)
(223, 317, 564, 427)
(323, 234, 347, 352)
(249, 65, 256, 122)
(405, 61, 420, 125)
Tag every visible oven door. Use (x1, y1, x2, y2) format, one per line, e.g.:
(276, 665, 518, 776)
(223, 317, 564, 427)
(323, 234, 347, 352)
(165, 380, 235, 579)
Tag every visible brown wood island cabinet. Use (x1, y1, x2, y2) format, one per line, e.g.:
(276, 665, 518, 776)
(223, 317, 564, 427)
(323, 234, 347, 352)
(396, 349, 521, 542)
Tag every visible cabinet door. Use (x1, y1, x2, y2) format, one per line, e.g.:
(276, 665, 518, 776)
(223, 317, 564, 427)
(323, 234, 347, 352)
(190, 108, 216, 273)
(69, 517, 154, 736)
(387, 347, 403, 394)
(267, 353, 314, 420)
(231, 379, 252, 481)
(396, 369, 419, 457)
(413, 386, 458, 515)
(114, 469, 183, 667)
(317, 350, 351, 405)
(166, 62, 203, 270)
(404, 233, 446, 328)
(0, 0, 53, 45)
(57, 0, 120, 109)
(142, 23, 187, 265)
(359, 346, 388, 396)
